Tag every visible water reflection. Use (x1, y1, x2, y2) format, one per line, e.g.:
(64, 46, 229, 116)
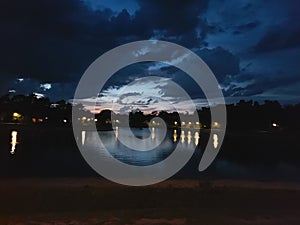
(151, 127, 155, 140)
(181, 130, 185, 143)
(10, 131, 18, 155)
(81, 131, 86, 146)
(81, 128, 208, 151)
(173, 129, 177, 142)
(213, 133, 219, 149)
(187, 131, 192, 145)
(115, 126, 119, 140)
(194, 132, 200, 146)
(80, 128, 212, 166)
(172, 129, 202, 146)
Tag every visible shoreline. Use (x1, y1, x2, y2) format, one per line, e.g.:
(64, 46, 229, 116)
(0, 178, 300, 225)
(1, 177, 300, 190)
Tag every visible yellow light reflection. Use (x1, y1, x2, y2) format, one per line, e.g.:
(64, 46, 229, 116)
(213, 134, 219, 149)
(194, 131, 200, 146)
(187, 131, 192, 145)
(115, 126, 119, 139)
(10, 131, 18, 154)
(173, 129, 177, 142)
(151, 127, 155, 140)
(181, 130, 185, 143)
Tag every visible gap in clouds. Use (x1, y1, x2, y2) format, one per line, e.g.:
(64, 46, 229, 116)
(72, 62, 209, 114)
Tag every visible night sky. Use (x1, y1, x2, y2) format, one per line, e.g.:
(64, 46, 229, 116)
(1, 0, 300, 112)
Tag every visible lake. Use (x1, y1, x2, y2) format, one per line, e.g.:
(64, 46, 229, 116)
(0, 125, 300, 182)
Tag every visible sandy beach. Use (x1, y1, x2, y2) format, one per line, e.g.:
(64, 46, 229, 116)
(0, 178, 299, 225)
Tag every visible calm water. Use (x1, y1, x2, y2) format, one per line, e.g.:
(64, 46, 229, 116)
(80, 127, 205, 166)
(1, 126, 300, 182)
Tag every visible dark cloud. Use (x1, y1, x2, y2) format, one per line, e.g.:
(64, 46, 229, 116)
(134, 0, 209, 47)
(0, 0, 300, 105)
(255, 25, 300, 52)
(0, 0, 116, 83)
(84, 0, 139, 15)
(197, 47, 240, 82)
(101, 46, 241, 101)
(0, 0, 209, 86)
(222, 69, 300, 99)
(135, 0, 208, 35)
(254, 0, 300, 52)
(233, 21, 260, 35)
(119, 105, 132, 114)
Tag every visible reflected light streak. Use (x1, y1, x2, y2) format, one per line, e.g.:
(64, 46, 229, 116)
(173, 129, 177, 142)
(81, 131, 86, 146)
(181, 130, 185, 143)
(151, 127, 155, 140)
(194, 131, 200, 146)
(213, 134, 219, 149)
(115, 126, 119, 139)
(187, 131, 192, 145)
(10, 131, 18, 154)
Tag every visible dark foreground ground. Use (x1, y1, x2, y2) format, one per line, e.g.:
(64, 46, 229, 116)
(0, 178, 300, 225)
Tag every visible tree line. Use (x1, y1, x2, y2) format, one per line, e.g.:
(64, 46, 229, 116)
(1, 94, 300, 131)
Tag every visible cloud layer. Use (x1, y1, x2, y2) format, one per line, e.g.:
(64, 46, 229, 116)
(0, 0, 299, 106)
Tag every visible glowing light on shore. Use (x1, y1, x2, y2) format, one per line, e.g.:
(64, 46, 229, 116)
(212, 122, 220, 128)
(12, 112, 22, 121)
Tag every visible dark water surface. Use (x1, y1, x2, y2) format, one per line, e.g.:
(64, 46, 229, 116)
(0, 125, 300, 182)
